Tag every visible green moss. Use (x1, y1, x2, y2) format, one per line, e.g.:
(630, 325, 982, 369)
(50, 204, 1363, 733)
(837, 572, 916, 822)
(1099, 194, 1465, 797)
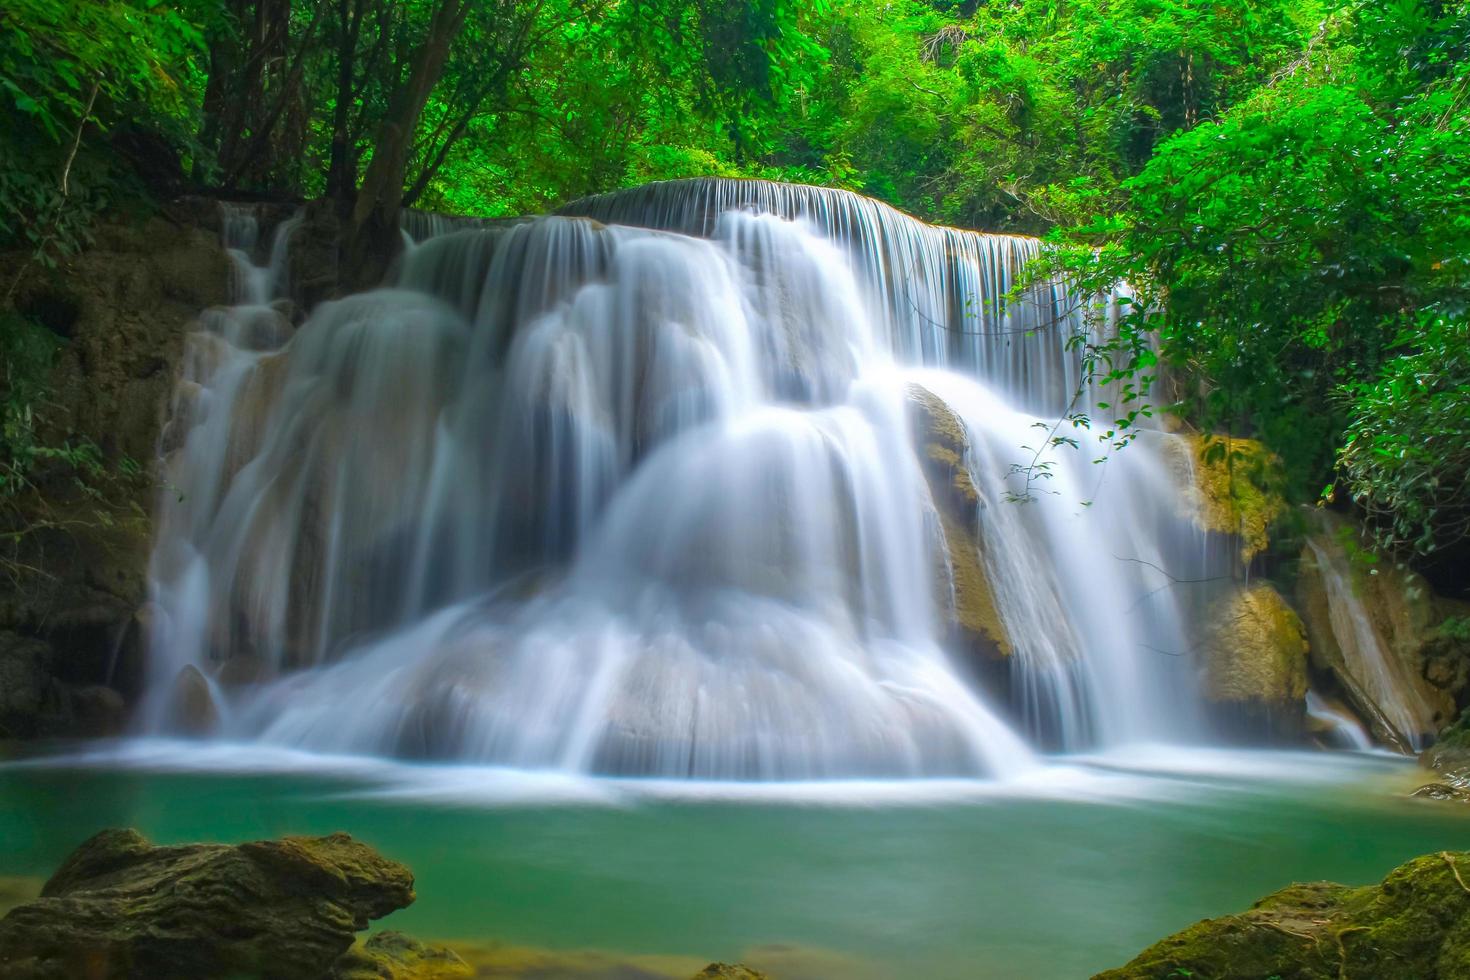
(329, 931, 471, 979)
(1168, 434, 1286, 565)
(691, 966, 768, 980)
(1096, 851, 1470, 979)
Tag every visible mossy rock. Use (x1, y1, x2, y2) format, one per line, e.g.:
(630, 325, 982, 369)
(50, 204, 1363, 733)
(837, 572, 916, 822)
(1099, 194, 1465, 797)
(0, 828, 414, 980)
(1202, 584, 1309, 704)
(329, 930, 472, 979)
(1165, 433, 1285, 565)
(1199, 583, 1308, 739)
(691, 966, 769, 980)
(905, 384, 1010, 661)
(1095, 850, 1470, 979)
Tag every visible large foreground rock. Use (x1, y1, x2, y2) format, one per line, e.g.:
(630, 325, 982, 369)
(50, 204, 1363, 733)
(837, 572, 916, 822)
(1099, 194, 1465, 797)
(0, 829, 414, 979)
(1095, 850, 1470, 979)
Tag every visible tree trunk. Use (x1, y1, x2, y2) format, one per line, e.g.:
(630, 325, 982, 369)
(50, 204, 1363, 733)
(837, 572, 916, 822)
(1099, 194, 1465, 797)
(342, 0, 468, 290)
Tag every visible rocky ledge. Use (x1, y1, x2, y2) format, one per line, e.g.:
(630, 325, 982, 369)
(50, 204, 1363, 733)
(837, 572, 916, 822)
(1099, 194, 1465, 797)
(1096, 850, 1470, 979)
(0, 828, 766, 979)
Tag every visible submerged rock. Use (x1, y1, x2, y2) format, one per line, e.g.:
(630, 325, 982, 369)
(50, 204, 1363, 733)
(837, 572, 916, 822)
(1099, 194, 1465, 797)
(1200, 583, 1309, 739)
(328, 930, 471, 979)
(0, 828, 414, 979)
(1096, 850, 1470, 979)
(1411, 782, 1470, 803)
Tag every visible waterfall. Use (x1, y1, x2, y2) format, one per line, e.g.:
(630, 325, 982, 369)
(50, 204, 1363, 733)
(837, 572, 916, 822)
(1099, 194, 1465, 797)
(1305, 691, 1374, 751)
(143, 180, 1215, 779)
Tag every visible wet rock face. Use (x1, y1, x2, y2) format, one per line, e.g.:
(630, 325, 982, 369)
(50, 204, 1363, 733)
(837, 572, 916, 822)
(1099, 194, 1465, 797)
(905, 383, 1010, 665)
(1095, 850, 1470, 980)
(1, 198, 230, 738)
(0, 829, 414, 980)
(1295, 515, 1465, 750)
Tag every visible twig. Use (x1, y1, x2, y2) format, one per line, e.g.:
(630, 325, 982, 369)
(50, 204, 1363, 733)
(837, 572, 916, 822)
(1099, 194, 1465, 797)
(1442, 852, 1470, 894)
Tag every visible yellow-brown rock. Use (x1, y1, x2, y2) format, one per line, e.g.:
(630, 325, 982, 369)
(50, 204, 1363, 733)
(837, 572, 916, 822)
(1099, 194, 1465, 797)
(1164, 433, 1285, 565)
(906, 384, 1011, 660)
(1201, 583, 1308, 706)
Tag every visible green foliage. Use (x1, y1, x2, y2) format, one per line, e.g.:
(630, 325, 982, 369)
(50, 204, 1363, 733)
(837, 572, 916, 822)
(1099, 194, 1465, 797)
(0, 312, 103, 500)
(1340, 314, 1470, 556)
(1046, 0, 1470, 558)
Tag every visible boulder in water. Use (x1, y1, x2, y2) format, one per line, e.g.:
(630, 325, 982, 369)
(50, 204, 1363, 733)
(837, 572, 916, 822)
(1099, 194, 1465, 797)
(166, 663, 219, 735)
(0, 828, 414, 980)
(692, 966, 769, 979)
(1200, 583, 1308, 740)
(1095, 849, 1470, 979)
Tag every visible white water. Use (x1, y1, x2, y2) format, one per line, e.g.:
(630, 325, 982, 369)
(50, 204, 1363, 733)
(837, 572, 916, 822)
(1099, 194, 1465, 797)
(144, 180, 1228, 779)
(1305, 690, 1375, 751)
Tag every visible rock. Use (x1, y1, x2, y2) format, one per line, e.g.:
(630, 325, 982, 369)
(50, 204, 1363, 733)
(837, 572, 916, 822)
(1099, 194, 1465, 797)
(0, 632, 60, 738)
(1296, 513, 1462, 749)
(328, 930, 471, 979)
(692, 966, 769, 980)
(166, 664, 219, 735)
(65, 685, 126, 737)
(1094, 850, 1470, 979)
(1200, 583, 1309, 740)
(1163, 433, 1285, 566)
(1423, 708, 1470, 785)
(1411, 782, 1470, 803)
(0, 828, 414, 980)
(906, 384, 1010, 664)
(1, 199, 230, 739)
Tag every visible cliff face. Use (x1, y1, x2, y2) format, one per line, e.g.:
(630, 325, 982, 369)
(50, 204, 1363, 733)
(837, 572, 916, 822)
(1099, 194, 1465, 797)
(1, 199, 230, 737)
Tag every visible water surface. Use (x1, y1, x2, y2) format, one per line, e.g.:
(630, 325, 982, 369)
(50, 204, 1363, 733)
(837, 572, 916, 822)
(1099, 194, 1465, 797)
(3, 743, 1466, 978)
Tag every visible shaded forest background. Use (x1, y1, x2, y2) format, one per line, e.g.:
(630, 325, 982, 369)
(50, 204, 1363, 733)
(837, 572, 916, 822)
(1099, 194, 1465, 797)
(2, 0, 1467, 588)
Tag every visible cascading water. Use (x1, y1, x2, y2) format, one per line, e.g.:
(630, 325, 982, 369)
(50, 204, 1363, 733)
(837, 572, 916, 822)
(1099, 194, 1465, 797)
(144, 180, 1219, 779)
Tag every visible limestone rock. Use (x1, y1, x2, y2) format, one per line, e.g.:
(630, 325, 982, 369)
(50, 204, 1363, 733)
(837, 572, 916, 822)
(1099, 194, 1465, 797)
(0, 828, 414, 980)
(166, 664, 219, 736)
(906, 384, 1010, 663)
(1163, 433, 1285, 566)
(1095, 850, 1470, 979)
(1296, 514, 1462, 749)
(329, 931, 471, 979)
(1, 199, 230, 738)
(1200, 583, 1309, 738)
